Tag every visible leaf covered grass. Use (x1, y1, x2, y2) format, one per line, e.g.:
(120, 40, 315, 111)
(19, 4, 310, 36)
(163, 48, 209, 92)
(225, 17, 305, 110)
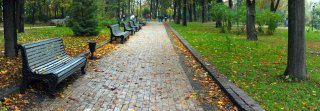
(170, 22, 320, 110)
(0, 26, 111, 89)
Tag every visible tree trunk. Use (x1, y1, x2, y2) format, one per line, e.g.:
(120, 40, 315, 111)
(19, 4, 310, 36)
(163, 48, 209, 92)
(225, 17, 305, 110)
(183, 0, 187, 26)
(61, 7, 64, 18)
(193, 1, 197, 21)
(270, 0, 280, 12)
(237, 0, 242, 6)
(173, 0, 177, 22)
(284, 0, 306, 80)
(188, 3, 192, 22)
(150, 0, 153, 18)
(3, 0, 18, 58)
(31, 2, 36, 24)
(176, 0, 181, 24)
(201, 0, 207, 23)
(246, 0, 257, 40)
(16, 0, 24, 33)
(216, 0, 223, 27)
(128, 0, 131, 15)
(117, 0, 120, 23)
(140, 0, 142, 18)
(156, 0, 159, 17)
(228, 0, 233, 30)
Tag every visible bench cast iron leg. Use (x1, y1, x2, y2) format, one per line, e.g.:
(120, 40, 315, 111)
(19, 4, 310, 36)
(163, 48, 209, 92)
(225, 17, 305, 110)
(81, 65, 86, 74)
(121, 37, 125, 44)
(20, 77, 30, 94)
(46, 75, 58, 96)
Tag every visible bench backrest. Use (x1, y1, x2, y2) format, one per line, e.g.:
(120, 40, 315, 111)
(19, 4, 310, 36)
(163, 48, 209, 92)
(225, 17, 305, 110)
(123, 22, 131, 30)
(109, 24, 121, 36)
(129, 21, 136, 27)
(131, 20, 139, 25)
(19, 37, 69, 71)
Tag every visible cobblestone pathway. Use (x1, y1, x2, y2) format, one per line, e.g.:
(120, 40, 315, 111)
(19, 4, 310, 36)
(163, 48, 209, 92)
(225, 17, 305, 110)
(30, 22, 203, 111)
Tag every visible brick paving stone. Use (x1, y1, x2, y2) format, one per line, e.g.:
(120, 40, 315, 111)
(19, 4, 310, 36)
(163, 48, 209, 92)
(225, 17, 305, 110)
(28, 22, 203, 111)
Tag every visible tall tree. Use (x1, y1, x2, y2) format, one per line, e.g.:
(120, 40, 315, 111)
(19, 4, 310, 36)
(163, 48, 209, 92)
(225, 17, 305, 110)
(16, 0, 25, 33)
(173, 0, 176, 21)
(284, 0, 306, 80)
(270, 0, 280, 12)
(182, 0, 187, 26)
(156, 0, 159, 16)
(201, 0, 207, 23)
(246, 0, 257, 40)
(176, 0, 181, 24)
(118, 0, 120, 21)
(216, 0, 223, 27)
(150, 0, 153, 17)
(193, 1, 197, 21)
(128, 0, 131, 15)
(139, 0, 142, 17)
(227, 0, 233, 30)
(188, 1, 192, 22)
(3, 0, 18, 57)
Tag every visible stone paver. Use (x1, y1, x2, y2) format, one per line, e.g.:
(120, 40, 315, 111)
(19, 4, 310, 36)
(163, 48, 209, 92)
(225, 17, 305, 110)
(29, 22, 203, 111)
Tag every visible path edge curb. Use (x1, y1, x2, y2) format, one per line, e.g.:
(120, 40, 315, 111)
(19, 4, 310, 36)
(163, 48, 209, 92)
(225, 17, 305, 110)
(164, 23, 265, 111)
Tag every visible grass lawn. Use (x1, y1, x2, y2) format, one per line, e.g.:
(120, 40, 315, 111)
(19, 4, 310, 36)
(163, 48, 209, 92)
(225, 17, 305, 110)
(0, 26, 111, 88)
(0, 26, 110, 55)
(170, 22, 320, 110)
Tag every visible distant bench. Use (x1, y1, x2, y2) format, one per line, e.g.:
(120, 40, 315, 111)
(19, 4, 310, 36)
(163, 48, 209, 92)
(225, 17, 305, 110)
(124, 22, 136, 35)
(18, 37, 87, 94)
(108, 24, 130, 44)
(129, 21, 140, 31)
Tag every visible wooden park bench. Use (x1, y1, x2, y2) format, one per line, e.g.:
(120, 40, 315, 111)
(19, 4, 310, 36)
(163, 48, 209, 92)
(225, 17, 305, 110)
(129, 21, 140, 31)
(132, 20, 142, 30)
(123, 22, 136, 35)
(108, 24, 130, 44)
(18, 37, 87, 94)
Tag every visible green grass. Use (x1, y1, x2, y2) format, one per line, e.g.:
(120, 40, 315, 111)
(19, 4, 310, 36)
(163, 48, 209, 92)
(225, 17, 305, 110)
(0, 26, 110, 51)
(170, 22, 320, 110)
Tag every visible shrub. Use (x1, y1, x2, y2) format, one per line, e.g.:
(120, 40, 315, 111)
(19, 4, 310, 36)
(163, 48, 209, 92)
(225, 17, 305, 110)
(256, 10, 283, 35)
(99, 18, 118, 26)
(211, 3, 232, 33)
(266, 11, 283, 35)
(70, 0, 99, 36)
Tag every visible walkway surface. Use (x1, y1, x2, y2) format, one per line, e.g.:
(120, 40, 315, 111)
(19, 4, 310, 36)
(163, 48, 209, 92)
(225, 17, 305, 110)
(29, 22, 203, 111)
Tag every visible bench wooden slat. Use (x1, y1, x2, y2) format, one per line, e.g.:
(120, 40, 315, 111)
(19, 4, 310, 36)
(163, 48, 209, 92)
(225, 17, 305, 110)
(30, 54, 70, 70)
(23, 38, 61, 49)
(25, 40, 63, 54)
(26, 44, 65, 62)
(27, 48, 66, 66)
(36, 57, 79, 75)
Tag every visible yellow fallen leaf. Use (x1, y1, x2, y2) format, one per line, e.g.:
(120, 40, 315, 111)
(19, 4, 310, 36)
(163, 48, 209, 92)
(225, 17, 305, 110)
(0, 70, 8, 75)
(218, 101, 224, 105)
(57, 108, 64, 111)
